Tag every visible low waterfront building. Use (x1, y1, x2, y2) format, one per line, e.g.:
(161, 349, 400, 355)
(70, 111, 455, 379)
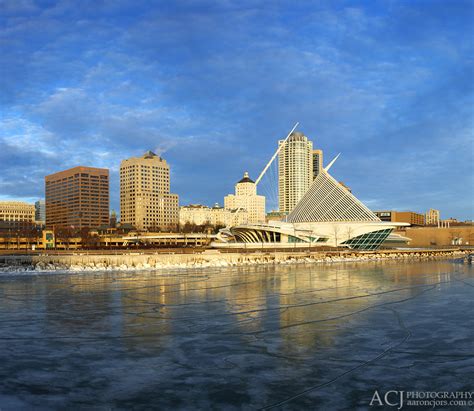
(0, 230, 213, 250)
(179, 204, 248, 227)
(398, 224, 474, 247)
(224, 172, 265, 224)
(374, 211, 425, 226)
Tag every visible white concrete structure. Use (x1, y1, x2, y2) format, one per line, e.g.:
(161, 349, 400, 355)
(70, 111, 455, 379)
(214, 153, 407, 250)
(426, 208, 440, 225)
(288, 169, 379, 223)
(224, 172, 265, 224)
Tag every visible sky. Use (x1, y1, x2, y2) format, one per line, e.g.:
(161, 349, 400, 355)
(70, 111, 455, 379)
(1, 0, 473, 220)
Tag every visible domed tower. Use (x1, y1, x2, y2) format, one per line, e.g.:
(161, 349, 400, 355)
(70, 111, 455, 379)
(224, 171, 265, 224)
(236, 172, 257, 196)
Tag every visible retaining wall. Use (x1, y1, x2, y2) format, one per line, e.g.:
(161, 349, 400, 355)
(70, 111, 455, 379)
(0, 248, 469, 272)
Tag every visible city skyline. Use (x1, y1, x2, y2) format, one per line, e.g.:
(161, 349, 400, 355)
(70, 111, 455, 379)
(1, 1, 473, 220)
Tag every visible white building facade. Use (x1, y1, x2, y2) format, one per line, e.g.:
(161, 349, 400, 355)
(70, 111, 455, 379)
(278, 132, 314, 213)
(224, 172, 265, 224)
(179, 204, 248, 227)
(425, 208, 440, 225)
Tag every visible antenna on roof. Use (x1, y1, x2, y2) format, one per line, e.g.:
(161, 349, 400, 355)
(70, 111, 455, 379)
(324, 153, 340, 172)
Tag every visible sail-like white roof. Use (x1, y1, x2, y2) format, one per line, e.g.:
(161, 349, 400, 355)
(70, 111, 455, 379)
(287, 169, 380, 223)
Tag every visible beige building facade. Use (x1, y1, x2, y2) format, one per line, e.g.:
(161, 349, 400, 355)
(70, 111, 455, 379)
(180, 204, 248, 227)
(224, 172, 265, 224)
(120, 151, 179, 231)
(0, 201, 35, 230)
(278, 132, 314, 213)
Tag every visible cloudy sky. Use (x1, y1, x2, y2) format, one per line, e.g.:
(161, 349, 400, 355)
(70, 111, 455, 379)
(1, 0, 473, 219)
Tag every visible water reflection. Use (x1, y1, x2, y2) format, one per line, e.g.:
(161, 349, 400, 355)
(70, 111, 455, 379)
(0, 259, 472, 409)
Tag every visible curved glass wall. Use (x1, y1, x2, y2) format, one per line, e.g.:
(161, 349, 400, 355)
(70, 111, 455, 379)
(341, 228, 392, 250)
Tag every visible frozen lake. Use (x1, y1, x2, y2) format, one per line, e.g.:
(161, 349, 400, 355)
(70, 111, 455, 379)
(0, 259, 473, 410)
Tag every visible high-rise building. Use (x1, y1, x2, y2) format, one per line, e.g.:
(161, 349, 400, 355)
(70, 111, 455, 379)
(278, 131, 313, 213)
(312, 149, 323, 179)
(35, 200, 46, 225)
(120, 151, 179, 231)
(425, 209, 440, 225)
(224, 172, 265, 223)
(0, 201, 35, 231)
(45, 166, 110, 229)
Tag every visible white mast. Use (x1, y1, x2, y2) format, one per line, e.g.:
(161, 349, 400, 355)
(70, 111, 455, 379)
(227, 123, 299, 227)
(255, 122, 299, 186)
(324, 153, 341, 172)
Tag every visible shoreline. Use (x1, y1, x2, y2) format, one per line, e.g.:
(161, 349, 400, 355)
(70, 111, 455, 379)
(0, 248, 470, 273)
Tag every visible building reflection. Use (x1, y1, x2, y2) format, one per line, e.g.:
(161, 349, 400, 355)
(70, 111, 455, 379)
(4, 259, 464, 355)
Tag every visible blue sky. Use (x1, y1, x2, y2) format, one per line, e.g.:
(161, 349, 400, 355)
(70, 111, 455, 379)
(1, 0, 473, 220)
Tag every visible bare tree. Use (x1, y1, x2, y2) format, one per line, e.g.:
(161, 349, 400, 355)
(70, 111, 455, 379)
(55, 226, 75, 250)
(344, 226, 354, 244)
(468, 229, 474, 246)
(79, 228, 99, 249)
(332, 225, 340, 248)
(448, 230, 459, 246)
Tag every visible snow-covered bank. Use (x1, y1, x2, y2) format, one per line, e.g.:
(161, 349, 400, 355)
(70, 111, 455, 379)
(0, 249, 469, 273)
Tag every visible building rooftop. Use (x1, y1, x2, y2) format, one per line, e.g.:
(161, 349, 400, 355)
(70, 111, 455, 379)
(237, 171, 255, 184)
(288, 131, 308, 142)
(45, 166, 109, 179)
(288, 169, 380, 223)
(143, 150, 159, 159)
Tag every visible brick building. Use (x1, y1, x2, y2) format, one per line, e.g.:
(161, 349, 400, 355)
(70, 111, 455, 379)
(45, 166, 110, 229)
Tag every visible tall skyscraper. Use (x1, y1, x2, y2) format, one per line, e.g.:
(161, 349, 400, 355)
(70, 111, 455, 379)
(224, 172, 265, 223)
(278, 131, 313, 213)
(120, 151, 179, 231)
(312, 149, 323, 179)
(35, 200, 45, 225)
(45, 166, 110, 229)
